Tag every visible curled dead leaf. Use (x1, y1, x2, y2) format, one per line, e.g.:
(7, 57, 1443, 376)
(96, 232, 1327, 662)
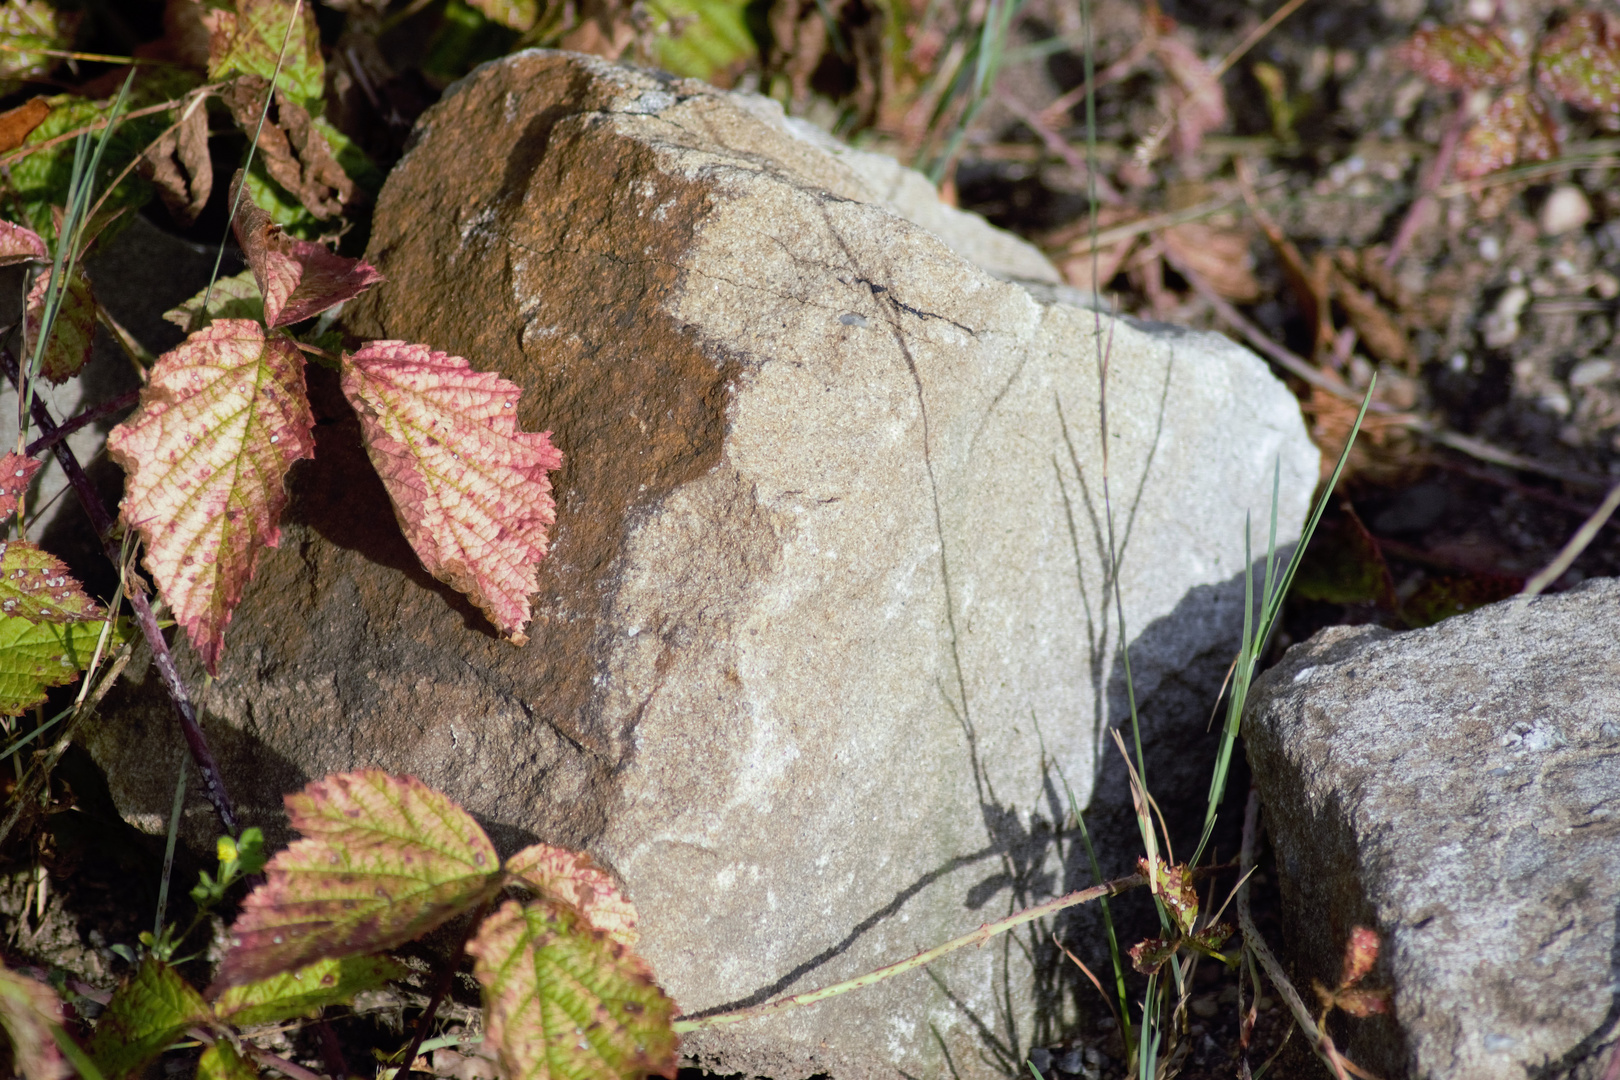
(222, 75, 354, 220)
(139, 94, 214, 227)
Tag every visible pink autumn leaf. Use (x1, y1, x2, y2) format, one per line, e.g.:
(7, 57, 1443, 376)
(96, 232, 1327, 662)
(0, 540, 103, 624)
(230, 172, 381, 328)
(1396, 23, 1527, 90)
(339, 342, 562, 644)
(0, 453, 41, 519)
(506, 844, 640, 947)
(107, 320, 315, 674)
(0, 220, 46, 266)
(24, 267, 96, 383)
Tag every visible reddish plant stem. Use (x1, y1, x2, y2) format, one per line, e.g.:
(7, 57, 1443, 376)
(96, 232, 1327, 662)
(23, 388, 140, 458)
(2, 349, 239, 835)
(1385, 100, 1472, 269)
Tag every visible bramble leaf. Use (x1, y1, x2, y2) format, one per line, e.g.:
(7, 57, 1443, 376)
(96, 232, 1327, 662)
(107, 319, 315, 675)
(467, 899, 678, 1080)
(0, 962, 71, 1080)
(0, 540, 103, 623)
(1339, 925, 1380, 987)
(652, 0, 758, 81)
(0, 220, 46, 266)
(0, 2, 83, 97)
(139, 95, 214, 228)
(1330, 987, 1392, 1017)
(204, 0, 325, 111)
(88, 958, 208, 1080)
(231, 175, 381, 327)
(24, 267, 96, 384)
(214, 955, 406, 1027)
(1128, 936, 1178, 977)
(0, 454, 42, 518)
(0, 615, 124, 717)
(1396, 23, 1526, 89)
(507, 845, 639, 948)
(1454, 88, 1559, 179)
(196, 1040, 258, 1080)
(221, 76, 354, 220)
(1537, 12, 1620, 115)
(340, 342, 563, 644)
(163, 269, 266, 332)
(212, 771, 503, 990)
(467, 0, 539, 30)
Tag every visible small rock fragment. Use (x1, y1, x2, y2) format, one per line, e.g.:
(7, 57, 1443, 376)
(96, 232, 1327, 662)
(1538, 183, 1592, 236)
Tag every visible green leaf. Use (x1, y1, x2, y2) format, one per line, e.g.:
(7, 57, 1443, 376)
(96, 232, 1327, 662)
(1399, 571, 1520, 628)
(1537, 11, 1620, 115)
(23, 266, 95, 384)
(163, 269, 266, 332)
(464, 0, 538, 31)
(466, 899, 678, 1080)
(7, 96, 161, 241)
(0, 962, 71, 1080)
(212, 771, 504, 990)
(1289, 505, 1395, 608)
(88, 959, 208, 1080)
(0, 615, 125, 717)
(213, 955, 405, 1027)
(652, 0, 757, 80)
(196, 1040, 258, 1080)
(0, 1, 83, 97)
(205, 0, 325, 112)
(0, 540, 104, 623)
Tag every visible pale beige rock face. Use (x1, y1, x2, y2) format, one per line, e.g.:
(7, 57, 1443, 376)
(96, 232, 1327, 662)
(89, 52, 1317, 1080)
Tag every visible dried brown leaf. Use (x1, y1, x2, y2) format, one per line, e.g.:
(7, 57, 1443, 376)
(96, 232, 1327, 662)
(1154, 35, 1227, 158)
(140, 96, 214, 227)
(222, 76, 354, 220)
(1162, 222, 1259, 303)
(0, 98, 50, 155)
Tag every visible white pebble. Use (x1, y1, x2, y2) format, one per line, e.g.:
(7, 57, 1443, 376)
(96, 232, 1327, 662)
(1539, 184, 1592, 237)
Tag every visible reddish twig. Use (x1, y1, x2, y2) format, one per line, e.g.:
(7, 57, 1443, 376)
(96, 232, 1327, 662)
(23, 389, 140, 458)
(2, 349, 239, 835)
(1385, 101, 1472, 268)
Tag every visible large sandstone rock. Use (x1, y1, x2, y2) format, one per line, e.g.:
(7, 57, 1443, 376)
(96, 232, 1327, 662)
(1245, 579, 1620, 1080)
(91, 52, 1317, 1079)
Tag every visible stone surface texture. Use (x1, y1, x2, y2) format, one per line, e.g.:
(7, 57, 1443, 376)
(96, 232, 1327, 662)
(91, 52, 1317, 1079)
(1245, 578, 1620, 1080)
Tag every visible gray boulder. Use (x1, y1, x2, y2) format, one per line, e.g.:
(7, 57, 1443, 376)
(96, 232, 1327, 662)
(1245, 578, 1620, 1080)
(90, 52, 1317, 1079)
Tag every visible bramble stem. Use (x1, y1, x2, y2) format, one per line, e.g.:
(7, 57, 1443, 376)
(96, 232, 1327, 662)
(2, 349, 239, 834)
(23, 389, 139, 457)
(674, 870, 1147, 1032)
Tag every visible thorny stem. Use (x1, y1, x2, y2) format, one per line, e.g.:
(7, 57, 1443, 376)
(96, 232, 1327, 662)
(396, 900, 493, 1079)
(1, 348, 240, 835)
(1236, 786, 1358, 1080)
(23, 389, 139, 458)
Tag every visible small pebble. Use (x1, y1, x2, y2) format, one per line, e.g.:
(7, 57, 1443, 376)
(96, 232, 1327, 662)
(1479, 234, 1501, 260)
(1189, 994, 1220, 1019)
(1539, 184, 1592, 237)
(1028, 1047, 1052, 1076)
(1569, 359, 1615, 388)
(1056, 1049, 1086, 1074)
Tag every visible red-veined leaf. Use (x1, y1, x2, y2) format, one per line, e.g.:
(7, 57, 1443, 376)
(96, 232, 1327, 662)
(340, 342, 562, 644)
(1396, 23, 1526, 89)
(87, 959, 208, 1080)
(23, 267, 95, 384)
(107, 320, 315, 675)
(1454, 88, 1559, 179)
(467, 899, 677, 1080)
(506, 845, 639, 948)
(0, 540, 102, 623)
(1537, 12, 1620, 114)
(0, 220, 46, 266)
(0, 615, 124, 717)
(0, 963, 71, 1080)
(230, 174, 380, 327)
(213, 955, 406, 1027)
(203, 0, 324, 110)
(0, 454, 41, 519)
(1340, 925, 1381, 987)
(212, 771, 503, 991)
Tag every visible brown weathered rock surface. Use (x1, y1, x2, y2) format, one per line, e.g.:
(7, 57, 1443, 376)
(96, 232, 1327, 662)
(91, 52, 1317, 1079)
